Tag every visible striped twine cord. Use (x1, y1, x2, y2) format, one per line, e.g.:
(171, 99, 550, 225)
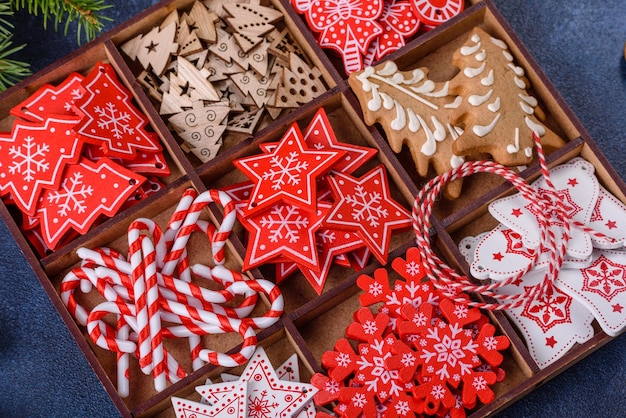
(412, 135, 570, 310)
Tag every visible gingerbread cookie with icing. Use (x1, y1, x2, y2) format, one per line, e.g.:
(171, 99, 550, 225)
(448, 27, 565, 166)
(348, 61, 467, 199)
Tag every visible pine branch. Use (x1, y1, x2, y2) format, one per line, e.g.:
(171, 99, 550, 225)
(0, 1, 30, 91)
(12, 0, 113, 44)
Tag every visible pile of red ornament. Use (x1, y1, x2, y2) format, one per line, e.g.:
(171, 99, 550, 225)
(290, 0, 465, 74)
(1, 62, 170, 253)
(224, 107, 412, 294)
(311, 247, 510, 417)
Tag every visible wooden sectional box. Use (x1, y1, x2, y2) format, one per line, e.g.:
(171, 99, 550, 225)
(0, 0, 624, 417)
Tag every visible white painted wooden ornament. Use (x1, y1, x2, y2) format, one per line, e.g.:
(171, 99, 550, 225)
(195, 347, 317, 418)
(171, 382, 247, 418)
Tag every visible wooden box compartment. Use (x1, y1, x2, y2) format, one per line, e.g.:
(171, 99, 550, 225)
(0, 0, 623, 417)
(0, 41, 188, 263)
(437, 138, 626, 415)
(285, 0, 485, 80)
(109, 0, 339, 170)
(198, 90, 417, 314)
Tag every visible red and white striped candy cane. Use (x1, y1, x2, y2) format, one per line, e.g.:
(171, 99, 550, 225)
(128, 219, 168, 392)
(116, 316, 131, 398)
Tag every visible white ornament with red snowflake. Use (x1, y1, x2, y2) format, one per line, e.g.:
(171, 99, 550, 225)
(458, 157, 626, 367)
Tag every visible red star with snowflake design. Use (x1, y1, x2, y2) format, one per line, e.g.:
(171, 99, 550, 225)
(234, 122, 344, 215)
(0, 115, 84, 215)
(35, 157, 145, 249)
(301, 221, 366, 294)
(303, 107, 377, 175)
(239, 201, 327, 272)
(325, 164, 412, 264)
(73, 62, 162, 160)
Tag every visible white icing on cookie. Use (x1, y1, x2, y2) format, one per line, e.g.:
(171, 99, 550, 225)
(519, 93, 538, 107)
(469, 89, 493, 106)
(519, 100, 534, 115)
(377, 61, 398, 76)
(488, 97, 501, 112)
(444, 95, 463, 109)
(481, 69, 494, 86)
(407, 108, 420, 132)
(464, 62, 486, 78)
(391, 100, 406, 130)
(508, 63, 525, 76)
(490, 37, 508, 49)
(460, 41, 481, 56)
(506, 127, 520, 153)
(525, 116, 546, 136)
(473, 113, 501, 137)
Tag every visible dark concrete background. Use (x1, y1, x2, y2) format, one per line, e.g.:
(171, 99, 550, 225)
(1, 1, 625, 416)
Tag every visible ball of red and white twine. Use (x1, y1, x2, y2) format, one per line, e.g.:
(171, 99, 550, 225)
(60, 188, 284, 397)
(412, 134, 614, 311)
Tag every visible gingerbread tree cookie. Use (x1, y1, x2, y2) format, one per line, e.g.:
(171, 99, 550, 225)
(449, 27, 564, 166)
(348, 60, 466, 198)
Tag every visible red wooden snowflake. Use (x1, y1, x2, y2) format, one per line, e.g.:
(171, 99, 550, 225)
(312, 247, 510, 417)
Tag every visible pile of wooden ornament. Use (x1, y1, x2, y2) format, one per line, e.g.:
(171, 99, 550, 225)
(311, 247, 510, 418)
(2, 62, 169, 254)
(121, 0, 327, 164)
(224, 107, 412, 294)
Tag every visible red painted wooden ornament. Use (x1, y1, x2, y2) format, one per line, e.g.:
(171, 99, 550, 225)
(325, 164, 412, 264)
(73, 62, 162, 160)
(0, 115, 84, 215)
(410, 0, 464, 26)
(10, 72, 85, 122)
(35, 157, 145, 249)
(234, 122, 344, 215)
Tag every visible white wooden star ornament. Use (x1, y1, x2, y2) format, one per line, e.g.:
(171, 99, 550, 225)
(194, 347, 317, 418)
